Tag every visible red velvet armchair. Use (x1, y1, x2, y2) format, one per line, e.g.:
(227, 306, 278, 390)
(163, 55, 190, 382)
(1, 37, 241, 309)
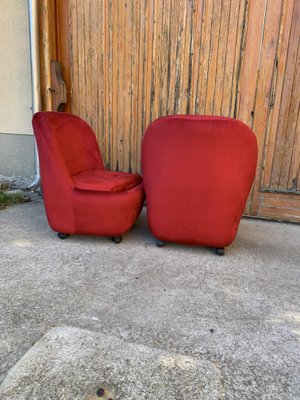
(32, 112, 144, 242)
(142, 115, 258, 255)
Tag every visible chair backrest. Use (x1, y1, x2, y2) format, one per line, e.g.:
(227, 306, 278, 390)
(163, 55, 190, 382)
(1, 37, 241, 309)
(32, 112, 104, 232)
(142, 115, 258, 246)
(33, 112, 104, 178)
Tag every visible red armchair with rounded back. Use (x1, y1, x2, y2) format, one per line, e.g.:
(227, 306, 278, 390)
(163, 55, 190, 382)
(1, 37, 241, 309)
(142, 115, 258, 255)
(32, 112, 144, 242)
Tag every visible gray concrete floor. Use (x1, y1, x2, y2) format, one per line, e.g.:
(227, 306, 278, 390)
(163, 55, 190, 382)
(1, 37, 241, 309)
(0, 199, 299, 399)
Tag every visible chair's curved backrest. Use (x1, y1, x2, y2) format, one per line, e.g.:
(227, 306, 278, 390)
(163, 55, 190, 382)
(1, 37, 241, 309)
(32, 112, 104, 232)
(33, 112, 104, 177)
(142, 115, 258, 247)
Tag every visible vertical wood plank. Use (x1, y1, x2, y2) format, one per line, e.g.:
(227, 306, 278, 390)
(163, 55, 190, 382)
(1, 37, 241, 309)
(221, 0, 240, 116)
(159, 0, 172, 116)
(77, 0, 87, 121)
(177, 0, 191, 114)
(130, 1, 138, 173)
(69, 0, 76, 114)
(144, 0, 155, 132)
(197, 0, 214, 114)
(270, 1, 300, 188)
(237, 0, 268, 127)
(123, 1, 132, 172)
(249, 0, 283, 215)
(166, 0, 181, 114)
(294, 111, 300, 190)
(205, 0, 222, 114)
(261, 0, 295, 188)
(190, 0, 204, 113)
(97, 0, 106, 165)
(214, 0, 231, 115)
(39, 0, 58, 111)
(229, 0, 248, 117)
(135, 0, 147, 173)
(106, 0, 113, 169)
(279, 39, 300, 189)
(83, 0, 92, 126)
(111, 0, 118, 170)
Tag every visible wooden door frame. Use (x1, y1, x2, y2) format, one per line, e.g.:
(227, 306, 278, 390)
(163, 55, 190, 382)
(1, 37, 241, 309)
(39, 0, 71, 111)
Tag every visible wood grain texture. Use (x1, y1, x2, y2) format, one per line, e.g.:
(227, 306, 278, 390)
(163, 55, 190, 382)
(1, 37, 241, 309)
(51, 0, 299, 221)
(269, 0, 300, 191)
(257, 192, 300, 222)
(39, 0, 58, 111)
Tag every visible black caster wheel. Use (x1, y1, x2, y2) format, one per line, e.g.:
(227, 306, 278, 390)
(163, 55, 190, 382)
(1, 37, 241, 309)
(215, 247, 225, 256)
(58, 233, 69, 239)
(111, 236, 123, 244)
(156, 239, 165, 247)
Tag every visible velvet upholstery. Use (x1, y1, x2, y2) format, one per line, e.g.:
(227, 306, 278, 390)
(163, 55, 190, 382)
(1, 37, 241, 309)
(32, 112, 144, 237)
(142, 115, 258, 248)
(72, 169, 142, 192)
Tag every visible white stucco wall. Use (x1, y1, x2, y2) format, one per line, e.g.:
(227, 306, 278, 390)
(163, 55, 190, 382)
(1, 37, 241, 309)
(0, 0, 32, 135)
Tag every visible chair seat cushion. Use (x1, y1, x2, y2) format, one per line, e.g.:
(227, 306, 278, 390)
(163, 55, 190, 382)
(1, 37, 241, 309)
(72, 169, 142, 192)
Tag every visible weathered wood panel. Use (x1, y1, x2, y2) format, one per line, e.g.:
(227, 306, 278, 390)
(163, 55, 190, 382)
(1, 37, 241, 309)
(39, 0, 58, 111)
(48, 0, 300, 221)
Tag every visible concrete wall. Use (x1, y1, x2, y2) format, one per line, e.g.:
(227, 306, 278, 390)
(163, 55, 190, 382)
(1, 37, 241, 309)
(0, 0, 34, 178)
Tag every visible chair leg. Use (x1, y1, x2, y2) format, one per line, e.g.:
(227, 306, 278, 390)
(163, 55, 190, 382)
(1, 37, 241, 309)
(58, 233, 69, 239)
(156, 239, 165, 247)
(111, 236, 123, 244)
(215, 247, 225, 256)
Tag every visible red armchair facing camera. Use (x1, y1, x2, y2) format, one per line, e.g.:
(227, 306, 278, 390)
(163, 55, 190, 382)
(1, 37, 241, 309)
(32, 112, 144, 242)
(142, 115, 258, 255)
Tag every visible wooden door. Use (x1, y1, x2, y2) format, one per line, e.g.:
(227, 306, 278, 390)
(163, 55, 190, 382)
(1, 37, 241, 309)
(40, 0, 300, 222)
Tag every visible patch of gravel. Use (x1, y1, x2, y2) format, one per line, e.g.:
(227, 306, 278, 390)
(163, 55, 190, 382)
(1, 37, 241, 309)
(0, 175, 41, 201)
